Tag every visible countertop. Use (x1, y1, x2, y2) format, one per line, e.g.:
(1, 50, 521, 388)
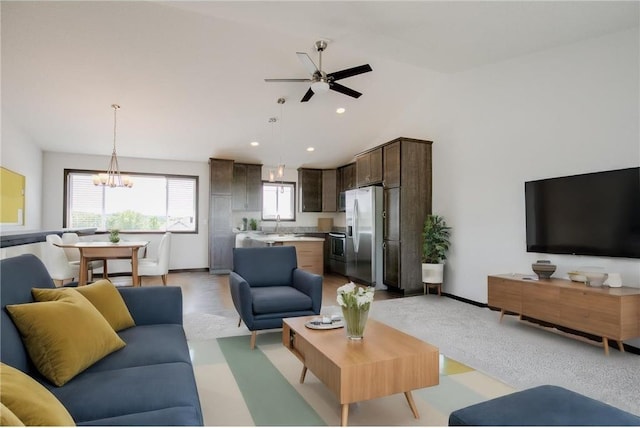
(248, 234, 324, 243)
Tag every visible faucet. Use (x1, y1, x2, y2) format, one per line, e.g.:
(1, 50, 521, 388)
(275, 214, 281, 235)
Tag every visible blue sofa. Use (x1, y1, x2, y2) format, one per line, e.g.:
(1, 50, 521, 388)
(1, 254, 203, 426)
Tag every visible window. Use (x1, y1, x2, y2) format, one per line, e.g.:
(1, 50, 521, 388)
(262, 182, 295, 221)
(64, 170, 198, 233)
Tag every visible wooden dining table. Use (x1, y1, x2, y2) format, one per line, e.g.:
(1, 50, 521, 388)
(54, 241, 149, 286)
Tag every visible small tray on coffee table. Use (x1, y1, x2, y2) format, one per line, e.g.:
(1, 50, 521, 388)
(305, 317, 344, 330)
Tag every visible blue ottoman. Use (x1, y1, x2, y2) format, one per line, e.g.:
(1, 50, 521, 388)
(448, 385, 640, 426)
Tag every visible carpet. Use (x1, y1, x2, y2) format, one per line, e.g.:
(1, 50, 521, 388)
(188, 331, 515, 426)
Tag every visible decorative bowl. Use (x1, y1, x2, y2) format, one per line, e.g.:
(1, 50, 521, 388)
(583, 272, 608, 287)
(531, 262, 556, 279)
(567, 271, 587, 282)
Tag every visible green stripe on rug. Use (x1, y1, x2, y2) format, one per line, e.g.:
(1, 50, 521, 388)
(217, 335, 326, 426)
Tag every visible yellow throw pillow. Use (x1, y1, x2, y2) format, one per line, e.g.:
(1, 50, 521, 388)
(65, 280, 135, 331)
(0, 402, 25, 426)
(0, 363, 74, 426)
(6, 288, 126, 387)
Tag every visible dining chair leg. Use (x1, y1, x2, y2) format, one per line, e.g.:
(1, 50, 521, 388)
(237, 317, 242, 327)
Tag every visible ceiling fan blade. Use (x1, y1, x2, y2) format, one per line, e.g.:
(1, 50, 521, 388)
(301, 87, 315, 102)
(296, 52, 319, 75)
(264, 78, 311, 82)
(329, 82, 362, 99)
(327, 64, 372, 81)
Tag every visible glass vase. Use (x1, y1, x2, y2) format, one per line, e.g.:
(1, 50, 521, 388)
(342, 306, 369, 340)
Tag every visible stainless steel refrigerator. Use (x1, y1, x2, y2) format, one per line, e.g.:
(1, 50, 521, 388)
(345, 186, 384, 289)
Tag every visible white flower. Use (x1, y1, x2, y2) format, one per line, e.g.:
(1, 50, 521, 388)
(337, 281, 375, 309)
(337, 282, 356, 295)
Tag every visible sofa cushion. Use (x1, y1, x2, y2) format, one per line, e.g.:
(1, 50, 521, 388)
(85, 324, 191, 373)
(48, 362, 202, 425)
(6, 288, 125, 386)
(73, 280, 135, 331)
(251, 286, 313, 314)
(0, 362, 75, 426)
(77, 406, 201, 426)
(0, 402, 24, 426)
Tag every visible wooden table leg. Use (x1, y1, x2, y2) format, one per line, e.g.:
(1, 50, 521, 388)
(299, 366, 307, 384)
(603, 337, 609, 356)
(79, 255, 88, 286)
(131, 249, 140, 287)
(404, 391, 420, 419)
(102, 259, 109, 279)
(341, 404, 349, 426)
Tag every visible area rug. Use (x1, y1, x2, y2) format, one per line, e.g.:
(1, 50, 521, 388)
(188, 332, 515, 426)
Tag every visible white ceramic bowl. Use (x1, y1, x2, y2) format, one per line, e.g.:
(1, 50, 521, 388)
(583, 272, 607, 287)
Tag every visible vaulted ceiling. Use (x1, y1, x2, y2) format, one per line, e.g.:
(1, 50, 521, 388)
(2, 1, 637, 169)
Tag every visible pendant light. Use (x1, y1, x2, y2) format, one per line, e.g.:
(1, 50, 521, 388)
(268, 117, 277, 182)
(92, 104, 133, 188)
(276, 97, 286, 179)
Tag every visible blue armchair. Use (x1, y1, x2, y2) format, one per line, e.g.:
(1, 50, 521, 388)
(229, 246, 322, 349)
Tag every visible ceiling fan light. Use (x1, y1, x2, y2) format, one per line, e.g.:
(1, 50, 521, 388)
(311, 80, 330, 94)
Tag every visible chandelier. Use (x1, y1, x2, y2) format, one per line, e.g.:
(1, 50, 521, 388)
(92, 104, 133, 188)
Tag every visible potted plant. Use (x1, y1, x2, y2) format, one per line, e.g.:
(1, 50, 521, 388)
(422, 215, 451, 285)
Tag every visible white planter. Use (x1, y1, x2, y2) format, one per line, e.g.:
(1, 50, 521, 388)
(422, 263, 444, 284)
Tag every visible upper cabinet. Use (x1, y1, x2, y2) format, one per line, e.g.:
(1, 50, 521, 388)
(209, 158, 234, 195)
(233, 163, 262, 211)
(322, 169, 337, 212)
(298, 168, 323, 212)
(338, 163, 356, 192)
(356, 147, 383, 187)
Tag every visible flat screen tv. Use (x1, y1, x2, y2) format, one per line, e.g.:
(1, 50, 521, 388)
(525, 167, 640, 259)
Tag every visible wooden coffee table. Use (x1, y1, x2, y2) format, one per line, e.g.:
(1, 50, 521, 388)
(282, 316, 440, 426)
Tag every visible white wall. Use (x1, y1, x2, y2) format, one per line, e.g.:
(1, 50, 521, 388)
(386, 28, 640, 303)
(42, 152, 209, 270)
(0, 119, 43, 231)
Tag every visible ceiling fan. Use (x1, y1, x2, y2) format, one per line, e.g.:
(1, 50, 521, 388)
(265, 40, 372, 103)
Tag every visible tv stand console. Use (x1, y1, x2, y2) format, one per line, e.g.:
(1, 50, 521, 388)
(488, 274, 640, 355)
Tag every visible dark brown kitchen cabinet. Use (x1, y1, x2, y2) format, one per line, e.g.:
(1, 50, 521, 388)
(209, 195, 233, 273)
(298, 168, 323, 212)
(380, 138, 432, 295)
(322, 169, 337, 212)
(337, 163, 356, 197)
(209, 158, 233, 195)
(383, 142, 401, 188)
(356, 147, 383, 187)
(233, 163, 262, 211)
(383, 240, 401, 288)
(383, 188, 400, 241)
(209, 158, 235, 273)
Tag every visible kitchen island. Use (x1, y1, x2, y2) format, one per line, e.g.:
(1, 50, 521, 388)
(248, 234, 324, 275)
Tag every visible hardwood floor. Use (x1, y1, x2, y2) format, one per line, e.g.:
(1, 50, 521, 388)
(115, 271, 402, 315)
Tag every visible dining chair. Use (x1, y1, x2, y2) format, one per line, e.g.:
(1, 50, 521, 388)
(137, 232, 171, 285)
(42, 234, 80, 286)
(61, 232, 104, 281)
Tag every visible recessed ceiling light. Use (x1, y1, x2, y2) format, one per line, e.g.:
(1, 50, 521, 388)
(250, 141, 259, 147)
(306, 147, 315, 152)
(336, 107, 346, 114)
